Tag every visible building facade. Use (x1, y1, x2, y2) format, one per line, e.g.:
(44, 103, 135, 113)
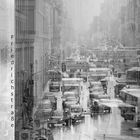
(15, 0, 35, 131)
(15, 0, 65, 132)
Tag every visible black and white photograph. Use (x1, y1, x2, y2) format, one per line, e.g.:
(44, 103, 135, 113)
(0, 0, 140, 140)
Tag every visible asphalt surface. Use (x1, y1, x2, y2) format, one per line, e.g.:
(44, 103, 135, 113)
(52, 106, 140, 140)
(51, 79, 140, 140)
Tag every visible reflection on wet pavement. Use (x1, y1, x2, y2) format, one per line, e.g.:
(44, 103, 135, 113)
(52, 107, 140, 140)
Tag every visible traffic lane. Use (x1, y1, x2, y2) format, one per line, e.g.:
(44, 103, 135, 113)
(52, 107, 123, 140)
(52, 117, 98, 140)
(52, 107, 140, 140)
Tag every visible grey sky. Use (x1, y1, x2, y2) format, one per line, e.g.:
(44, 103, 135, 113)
(64, 0, 104, 33)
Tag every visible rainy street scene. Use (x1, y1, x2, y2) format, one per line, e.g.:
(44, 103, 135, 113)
(1, 0, 140, 140)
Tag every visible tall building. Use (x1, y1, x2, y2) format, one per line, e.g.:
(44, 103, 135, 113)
(34, 0, 53, 105)
(15, 0, 35, 131)
(118, 0, 140, 48)
(50, 0, 63, 70)
(15, 0, 65, 133)
(119, 0, 136, 47)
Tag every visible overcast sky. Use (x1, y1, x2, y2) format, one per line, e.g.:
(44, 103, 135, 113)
(64, 0, 104, 33)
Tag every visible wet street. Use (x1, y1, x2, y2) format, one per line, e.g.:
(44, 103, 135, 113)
(49, 79, 140, 140)
(52, 105, 140, 140)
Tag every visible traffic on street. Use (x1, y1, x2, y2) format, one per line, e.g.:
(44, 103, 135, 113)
(33, 65, 140, 140)
(2, 0, 139, 140)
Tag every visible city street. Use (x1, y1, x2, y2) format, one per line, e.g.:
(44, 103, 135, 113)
(52, 105, 140, 140)
(47, 80, 140, 140)
(2, 0, 139, 140)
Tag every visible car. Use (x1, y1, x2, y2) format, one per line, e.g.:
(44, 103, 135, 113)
(47, 111, 66, 128)
(63, 104, 85, 124)
(90, 100, 111, 116)
(70, 104, 85, 123)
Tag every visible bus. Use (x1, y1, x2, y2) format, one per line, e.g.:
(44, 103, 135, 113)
(62, 78, 83, 104)
(88, 68, 112, 82)
(119, 86, 140, 126)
